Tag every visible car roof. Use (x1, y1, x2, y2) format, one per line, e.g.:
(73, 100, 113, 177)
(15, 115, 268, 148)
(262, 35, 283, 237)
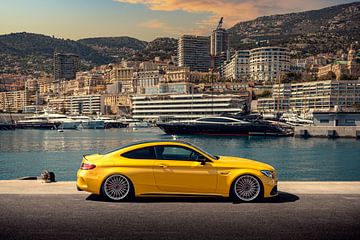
(104, 139, 191, 154)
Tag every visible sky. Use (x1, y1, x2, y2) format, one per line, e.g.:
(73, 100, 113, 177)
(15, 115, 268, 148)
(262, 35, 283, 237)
(0, 0, 356, 41)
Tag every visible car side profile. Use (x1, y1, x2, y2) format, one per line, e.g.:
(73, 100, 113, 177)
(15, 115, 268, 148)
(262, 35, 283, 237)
(77, 140, 278, 202)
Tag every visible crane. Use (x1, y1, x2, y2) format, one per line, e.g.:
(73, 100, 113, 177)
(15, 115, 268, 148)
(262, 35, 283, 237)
(216, 17, 223, 30)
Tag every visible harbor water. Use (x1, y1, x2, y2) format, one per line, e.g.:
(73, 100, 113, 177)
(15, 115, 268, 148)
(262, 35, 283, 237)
(0, 128, 359, 181)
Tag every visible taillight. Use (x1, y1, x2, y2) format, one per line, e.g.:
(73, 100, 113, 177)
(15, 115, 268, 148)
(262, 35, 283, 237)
(80, 163, 96, 170)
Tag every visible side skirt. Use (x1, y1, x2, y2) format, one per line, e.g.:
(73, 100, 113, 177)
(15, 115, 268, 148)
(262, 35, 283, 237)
(139, 192, 226, 197)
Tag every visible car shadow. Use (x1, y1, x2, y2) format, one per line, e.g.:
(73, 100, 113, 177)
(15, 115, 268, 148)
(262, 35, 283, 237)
(85, 191, 299, 204)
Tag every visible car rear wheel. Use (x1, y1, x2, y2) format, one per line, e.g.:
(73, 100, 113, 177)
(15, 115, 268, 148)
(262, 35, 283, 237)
(232, 175, 262, 202)
(102, 174, 132, 201)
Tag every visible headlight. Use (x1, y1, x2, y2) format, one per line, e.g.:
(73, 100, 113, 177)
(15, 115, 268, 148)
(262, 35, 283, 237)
(261, 170, 274, 179)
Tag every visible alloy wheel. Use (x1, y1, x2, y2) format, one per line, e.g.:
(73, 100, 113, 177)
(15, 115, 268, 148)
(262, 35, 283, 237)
(234, 175, 261, 202)
(103, 175, 130, 201)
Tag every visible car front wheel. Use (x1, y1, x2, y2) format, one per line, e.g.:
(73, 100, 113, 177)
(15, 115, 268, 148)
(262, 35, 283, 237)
(232, 175, 262, 202)
(102, 174, 132, 201)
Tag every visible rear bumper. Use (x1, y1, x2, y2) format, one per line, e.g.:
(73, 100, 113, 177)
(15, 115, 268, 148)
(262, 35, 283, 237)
(76, 169, 102, 194)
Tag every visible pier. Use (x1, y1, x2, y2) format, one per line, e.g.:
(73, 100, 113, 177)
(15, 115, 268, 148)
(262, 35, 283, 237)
(295, 126, 360, 138)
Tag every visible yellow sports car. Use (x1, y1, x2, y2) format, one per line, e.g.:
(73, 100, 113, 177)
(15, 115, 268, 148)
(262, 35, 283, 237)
(77, 140, 278, 202)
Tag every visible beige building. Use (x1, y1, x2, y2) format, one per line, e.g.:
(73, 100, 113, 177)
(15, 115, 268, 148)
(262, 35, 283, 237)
(110, 65, 137, 93)
(257, 80, 360, 113)
(102, 94, 132, 116)
(317, 46, 360, 80)
(0, 91, 31, 113)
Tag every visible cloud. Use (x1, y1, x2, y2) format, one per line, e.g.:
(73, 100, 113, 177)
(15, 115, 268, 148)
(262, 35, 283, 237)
(116, 0, 348, 34)
(139, 19, 169, 29)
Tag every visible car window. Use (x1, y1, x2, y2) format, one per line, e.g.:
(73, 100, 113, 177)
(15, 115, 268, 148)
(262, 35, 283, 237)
(122, 147, 155, 159)
(155, 146, 202, 161)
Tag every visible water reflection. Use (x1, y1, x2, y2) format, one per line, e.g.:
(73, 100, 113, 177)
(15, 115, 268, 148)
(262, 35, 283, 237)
(0, 128, 359, 181)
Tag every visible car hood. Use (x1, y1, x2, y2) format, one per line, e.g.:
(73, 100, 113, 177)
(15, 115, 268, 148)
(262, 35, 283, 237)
(215, 156, 275, 171)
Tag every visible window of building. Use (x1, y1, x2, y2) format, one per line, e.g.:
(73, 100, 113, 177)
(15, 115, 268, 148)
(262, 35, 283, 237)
(319, 119, 329, 123)
(345, 119, 355, 124)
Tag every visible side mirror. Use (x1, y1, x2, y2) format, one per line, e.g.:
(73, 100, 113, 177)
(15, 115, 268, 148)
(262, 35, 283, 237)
(196, 155, 208, 165)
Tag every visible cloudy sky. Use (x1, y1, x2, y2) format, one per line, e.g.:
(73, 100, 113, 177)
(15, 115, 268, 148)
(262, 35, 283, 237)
(0, 0, 356, 41)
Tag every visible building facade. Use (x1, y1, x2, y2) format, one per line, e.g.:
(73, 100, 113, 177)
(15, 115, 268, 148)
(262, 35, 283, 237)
(249, 47, 290, 84)
(65, 95, 104, 115)
(54, 53, 80, 80)
(223, 50, 250, 82)
(132, 94, 247, 121)
(0, 90, 31, 113)
(257, 80, 360, 113)
(178, 35, 211, 72)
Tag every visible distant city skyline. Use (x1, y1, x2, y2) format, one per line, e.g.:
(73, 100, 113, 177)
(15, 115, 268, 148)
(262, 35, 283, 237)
(0, 0, 356, 41)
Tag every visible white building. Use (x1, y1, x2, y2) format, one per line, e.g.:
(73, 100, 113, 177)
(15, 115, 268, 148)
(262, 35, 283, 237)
(222, 47, 290, 83)
(65, 95, 104, 115)
(249, 47, 290, 84)
(224, 50, 250, 81)
(132, 94, 246, 121)
(257, 80, 360, 113)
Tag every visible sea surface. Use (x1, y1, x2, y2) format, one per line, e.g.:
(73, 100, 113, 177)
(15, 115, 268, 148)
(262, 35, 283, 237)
(0, 128, 359, 181)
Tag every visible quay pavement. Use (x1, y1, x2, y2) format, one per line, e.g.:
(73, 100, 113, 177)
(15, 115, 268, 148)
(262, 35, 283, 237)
(0, 180, 359, 240)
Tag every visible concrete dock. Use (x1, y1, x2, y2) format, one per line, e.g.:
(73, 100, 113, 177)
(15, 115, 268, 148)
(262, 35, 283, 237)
(0, 180, 359, 240)
(295, 126, 360, 138)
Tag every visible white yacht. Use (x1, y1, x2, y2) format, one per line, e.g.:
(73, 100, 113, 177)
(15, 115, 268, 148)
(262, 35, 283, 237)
(44, 113, 81, 129)
(17, 112, 80, 129)
(128, 121, 150, 129)
(71, 116, 105, 129)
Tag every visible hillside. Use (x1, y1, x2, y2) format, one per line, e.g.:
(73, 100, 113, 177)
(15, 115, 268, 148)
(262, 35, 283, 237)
(0, 32, 112, 64)
(78, 36, 177, 62)
(0, 33, 177, 74)
(228, 2, 360, 56)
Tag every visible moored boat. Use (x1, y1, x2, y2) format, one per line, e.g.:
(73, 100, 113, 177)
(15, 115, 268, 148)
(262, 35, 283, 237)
(71, 116, 105, 129)
(157, 116, 292, 136)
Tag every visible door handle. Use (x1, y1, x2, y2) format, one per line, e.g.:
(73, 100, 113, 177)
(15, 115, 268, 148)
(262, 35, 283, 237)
(159, 163, 168, 168)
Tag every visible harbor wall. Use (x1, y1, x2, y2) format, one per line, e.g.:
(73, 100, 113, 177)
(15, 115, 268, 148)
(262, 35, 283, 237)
(295, 126, 360, 138)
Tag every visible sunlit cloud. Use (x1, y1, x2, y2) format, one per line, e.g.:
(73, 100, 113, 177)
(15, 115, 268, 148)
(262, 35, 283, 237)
(139, 19, 169, 29)
(115, 0, 346, 34)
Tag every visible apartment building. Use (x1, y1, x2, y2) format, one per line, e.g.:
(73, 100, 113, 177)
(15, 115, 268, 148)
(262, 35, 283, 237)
(257, 80, 360, 113)
(54, 53, 80, 80)
(0, 90, 31, 113)
(222, 47, 290, 83)
(178, 35, 211, 72)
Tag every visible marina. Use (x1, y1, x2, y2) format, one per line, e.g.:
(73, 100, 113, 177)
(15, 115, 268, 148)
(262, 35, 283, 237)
(0, 128, 359, 181)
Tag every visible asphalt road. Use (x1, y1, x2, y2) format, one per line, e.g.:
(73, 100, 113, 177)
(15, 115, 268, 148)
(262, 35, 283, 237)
(0, 192, 359, 240)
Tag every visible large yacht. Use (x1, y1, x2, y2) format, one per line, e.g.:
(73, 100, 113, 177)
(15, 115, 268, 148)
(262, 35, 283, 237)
(17, 115, 60, 129)
(71, 116, 105, 129)
(157, 116, 292, 136)
(17, 112, 81, 130)
(94, 116, 127, 128)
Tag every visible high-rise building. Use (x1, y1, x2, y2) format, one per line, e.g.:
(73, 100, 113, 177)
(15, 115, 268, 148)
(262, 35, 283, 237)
(54, 53, 80, 80)
(178, 35, 211, 72)
(210, 28, 229, 56)
(210, 18, 229, 70)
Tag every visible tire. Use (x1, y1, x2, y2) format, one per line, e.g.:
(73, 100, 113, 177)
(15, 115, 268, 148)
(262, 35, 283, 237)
(231, 175, 262, 202)
(101, 174, 133, 201)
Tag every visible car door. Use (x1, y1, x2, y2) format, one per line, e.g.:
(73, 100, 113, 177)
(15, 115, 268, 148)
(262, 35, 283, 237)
(153, 145, 217, 194)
